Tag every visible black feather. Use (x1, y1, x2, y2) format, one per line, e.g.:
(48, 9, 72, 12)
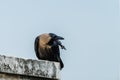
(34, 36, 41, 59)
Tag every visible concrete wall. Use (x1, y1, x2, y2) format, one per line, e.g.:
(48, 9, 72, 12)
(0, 55, 60, 80)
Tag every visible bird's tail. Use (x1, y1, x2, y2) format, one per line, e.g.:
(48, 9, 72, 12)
(59, 58, 64, 70)
(57, 56, 64, 70)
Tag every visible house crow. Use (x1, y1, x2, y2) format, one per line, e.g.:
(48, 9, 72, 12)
(34, 33, 66, 69)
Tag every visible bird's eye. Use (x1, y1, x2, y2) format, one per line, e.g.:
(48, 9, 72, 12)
(53, 36, 57, 40)
(49, 33, 57, 39)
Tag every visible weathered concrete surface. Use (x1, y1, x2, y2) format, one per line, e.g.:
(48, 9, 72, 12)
(0, 55, 60, 80)
(0, 73, 58, 80)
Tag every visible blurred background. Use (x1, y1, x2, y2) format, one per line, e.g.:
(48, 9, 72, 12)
(0, 0, 119, 80)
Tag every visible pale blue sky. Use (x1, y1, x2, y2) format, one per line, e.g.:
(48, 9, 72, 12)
(0, 0, 119, 80)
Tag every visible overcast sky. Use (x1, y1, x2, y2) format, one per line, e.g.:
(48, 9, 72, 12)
(0, 0, 119, 80)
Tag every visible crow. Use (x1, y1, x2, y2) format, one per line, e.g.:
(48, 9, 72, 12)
(34, 33, 66, 69)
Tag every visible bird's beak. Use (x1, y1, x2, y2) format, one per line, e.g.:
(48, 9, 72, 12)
(56, 36, 64, 40)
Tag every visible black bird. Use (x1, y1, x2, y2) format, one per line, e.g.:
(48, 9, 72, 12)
(34, 33, 66, 69)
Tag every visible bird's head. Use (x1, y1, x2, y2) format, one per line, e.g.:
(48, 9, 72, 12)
(49, 33, 66, 50)
(49, 33, 64, 40)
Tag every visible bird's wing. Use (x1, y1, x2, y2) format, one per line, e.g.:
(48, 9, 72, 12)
(34, 36, 41, 59)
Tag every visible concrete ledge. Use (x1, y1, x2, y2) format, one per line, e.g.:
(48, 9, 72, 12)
(0, 55, 60, 80)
